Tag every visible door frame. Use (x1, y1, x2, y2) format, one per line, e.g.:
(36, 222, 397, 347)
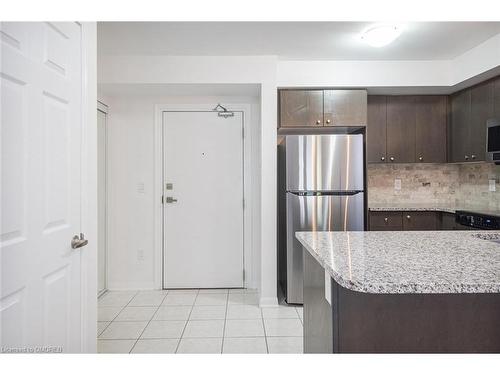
(154, 104, 252, 290)
(97, 100, 109, 297)
(80, 22, 97, 352)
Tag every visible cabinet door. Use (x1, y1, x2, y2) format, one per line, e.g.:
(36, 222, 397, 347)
(323, 90, 367, 127)
(386, 96, 416, 163)
(369, 211, 403, 230)
(367, 96, 387, 163)
(470, 82, 494, 162)
(450, 90, 471, 163)
(279, 90, 323, 127)
(494, 77, 500, 120)
(415, 96, 447, 163)
(403, 212, 439, 230)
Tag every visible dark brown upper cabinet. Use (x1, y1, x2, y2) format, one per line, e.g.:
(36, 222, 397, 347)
(450, 80, 494, 163)
(279, 90, 324, 127)
(367, 96, 387, 163)
(386, 96, 416, 163)
(494, 77, 500, 120)
(470, 82, 493, 162)
(367, 95, 447, 164)
(415, 96, 447, 163)
(323, 90, 367, 127)
(279, 89, 367, 128)
(450, 90, 471, 162)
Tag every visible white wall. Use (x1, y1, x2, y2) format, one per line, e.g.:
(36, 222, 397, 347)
(98, 56, 278, 305)
(102, 93, 262, 292)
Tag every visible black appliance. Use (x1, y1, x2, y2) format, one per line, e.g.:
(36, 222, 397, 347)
(455, 210, 500, 230)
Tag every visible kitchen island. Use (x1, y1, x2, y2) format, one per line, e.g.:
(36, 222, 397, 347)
(296, 231, 500, 353)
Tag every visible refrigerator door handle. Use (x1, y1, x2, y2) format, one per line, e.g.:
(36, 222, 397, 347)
(287, 190, 364, 196)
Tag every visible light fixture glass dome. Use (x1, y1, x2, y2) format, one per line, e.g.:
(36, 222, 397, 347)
(360, 24, 403, 47)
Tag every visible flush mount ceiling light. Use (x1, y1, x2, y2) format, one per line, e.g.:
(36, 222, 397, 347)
(360, 24, 403, 47)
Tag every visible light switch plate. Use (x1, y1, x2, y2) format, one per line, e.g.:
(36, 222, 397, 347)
(394, 178, 402, 191)
(489, 179, 496, 192)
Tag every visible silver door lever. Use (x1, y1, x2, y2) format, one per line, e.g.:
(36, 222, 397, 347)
(166, 197, 178, 203)
(71, 233, 88, 249)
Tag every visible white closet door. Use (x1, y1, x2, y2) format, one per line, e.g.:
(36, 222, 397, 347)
(1, 22, 84, 352)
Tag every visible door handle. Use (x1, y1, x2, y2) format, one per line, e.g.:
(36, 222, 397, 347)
(71, 233, 88, 249)
(166, 197, 178, 204)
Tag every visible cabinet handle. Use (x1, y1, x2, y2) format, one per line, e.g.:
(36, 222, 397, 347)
(325, 119, 331, 124)
(384, 217, 388, 223)
(464, 155, 469, 160)
(471, 154, 476, 160)
(390, 157, 395, 162)
(419, 156, 423, 162)
(406, 215, 411, 220)
(381, 156, 385, 161)
(316, 120, 321, 125)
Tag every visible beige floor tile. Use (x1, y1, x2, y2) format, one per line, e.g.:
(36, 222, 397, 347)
(183, 320, 225, 338)
(224, 319, 265, 337)
(153, 306, 192, 321)
(98, 339, 136, 353)
(131, 339, 179, 353)
(189, 305, 226, 320)
(141, 320, 186, 339)
(226, 304, 262, 320)
(177, 338, 222, 353)
(264, 319, 303, 337)
(99, 321, 148, 339)
(222, 337, 267, 353)
(115, 306, 157, 321)
(194, 293, 227, 306)
(267, 337, 303, 354)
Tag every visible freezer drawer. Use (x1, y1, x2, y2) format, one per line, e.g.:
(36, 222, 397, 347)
(285, 134, 364, 192)
(285, 192, 365, 304)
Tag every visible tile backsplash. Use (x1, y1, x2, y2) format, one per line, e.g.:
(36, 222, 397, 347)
(368, 163, 500, 211)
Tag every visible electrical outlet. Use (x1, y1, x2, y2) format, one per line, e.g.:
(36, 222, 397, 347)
(394, 179, 402, 191)
(489, 179, 496, 192)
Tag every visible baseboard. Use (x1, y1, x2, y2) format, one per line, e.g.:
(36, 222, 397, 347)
(259, 296, 279, 307)
(106, 282, 158, 291)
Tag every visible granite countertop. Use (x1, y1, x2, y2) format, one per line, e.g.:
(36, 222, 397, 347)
(368, 203, 499, 216)
(296, 231, 500, 294)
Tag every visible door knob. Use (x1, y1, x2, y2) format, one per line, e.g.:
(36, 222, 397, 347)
(419, 156, 423, 161)
(384, 217, 388, 223)
(316, 120, 321, 125)
(471, 154, 476, 160)
(381, 156, 385, 161)
(71, 233, 88, 249)
(166, 197, 178, 203)
(325, 119, 331, 124)
(390, 157, 394, 162)
(406, 215, 411, 220)
(465, 155, 469, 160)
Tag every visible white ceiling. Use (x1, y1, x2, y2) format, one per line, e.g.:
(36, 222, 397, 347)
(98, 22, 500, 60)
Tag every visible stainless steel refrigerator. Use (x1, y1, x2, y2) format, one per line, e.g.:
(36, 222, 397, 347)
(277, 134, 365, 304)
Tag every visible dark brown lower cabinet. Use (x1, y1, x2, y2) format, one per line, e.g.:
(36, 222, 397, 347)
(369, 210, 477, 231)
(303, 249, 500, 353)
(402, 211, 439, 230)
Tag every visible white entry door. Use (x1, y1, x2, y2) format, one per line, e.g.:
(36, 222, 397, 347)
(1, 22, 84, 352)
(163, 111, 244, 289)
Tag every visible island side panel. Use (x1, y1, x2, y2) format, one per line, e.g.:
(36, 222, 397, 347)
(335, 280, 500, 353)
(303, 249, 333, 353)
